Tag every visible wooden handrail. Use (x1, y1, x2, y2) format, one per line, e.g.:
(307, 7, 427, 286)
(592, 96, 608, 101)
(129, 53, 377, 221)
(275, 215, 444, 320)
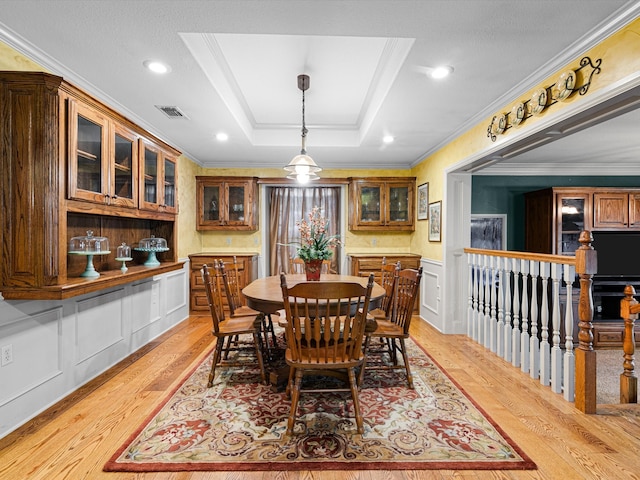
(464, 248, 576, 266)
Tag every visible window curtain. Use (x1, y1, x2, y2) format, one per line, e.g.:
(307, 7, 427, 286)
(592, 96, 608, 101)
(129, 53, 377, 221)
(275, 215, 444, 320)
(269, 187, 341, 276)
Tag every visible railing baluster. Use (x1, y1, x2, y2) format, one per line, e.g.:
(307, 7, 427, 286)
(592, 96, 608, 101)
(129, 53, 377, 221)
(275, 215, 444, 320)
(530, 260, 540, 380)
(563, 264, 576, 401)
(478, 255, 486, 346)
(520, 259, 530, 374)
(512, 258, 521, 368)
(504, 263, 513, 363)
(484, 254, 492, 349)
(496, 257, 505, 358)
(468, 253, 476, 339)
(489, 256, 498, 353)
(549, 262, 561, 392)
(539, 262, 551, 386)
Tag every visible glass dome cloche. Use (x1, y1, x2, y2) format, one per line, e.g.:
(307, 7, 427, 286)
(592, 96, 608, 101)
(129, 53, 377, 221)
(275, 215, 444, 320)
(115, 242, 133, 273)
(134, 235, 169, 267)
(68, 230, 111, 278)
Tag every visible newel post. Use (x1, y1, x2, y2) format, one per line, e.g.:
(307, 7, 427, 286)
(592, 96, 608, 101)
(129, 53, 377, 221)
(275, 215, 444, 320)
(620, 285, 640, 403)
(574, 231, 597, 413)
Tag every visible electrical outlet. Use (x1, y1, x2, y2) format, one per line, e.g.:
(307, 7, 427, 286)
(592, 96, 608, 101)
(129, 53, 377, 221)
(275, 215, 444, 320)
(372, 238, 377, 247)
(226, 237, 232, 246)
(1, 344, 12, 366)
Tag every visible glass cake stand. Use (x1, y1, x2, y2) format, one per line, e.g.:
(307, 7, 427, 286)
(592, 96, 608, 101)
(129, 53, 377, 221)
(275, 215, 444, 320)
(68, 250, 111, 278)
(134, 247, 169, 267)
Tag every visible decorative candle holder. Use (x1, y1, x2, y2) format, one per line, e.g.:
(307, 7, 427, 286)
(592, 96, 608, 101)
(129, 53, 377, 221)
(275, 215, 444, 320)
(115, 242, 133, 273)
(68, 230, 111, 278)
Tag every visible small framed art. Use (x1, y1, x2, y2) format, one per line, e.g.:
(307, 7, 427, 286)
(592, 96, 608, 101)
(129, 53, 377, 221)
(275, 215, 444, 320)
(428, 201, 441, 242)
(417, 183, 429, 220)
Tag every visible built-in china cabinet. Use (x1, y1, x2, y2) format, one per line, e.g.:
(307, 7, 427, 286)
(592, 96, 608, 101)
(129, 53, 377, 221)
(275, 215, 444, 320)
(348, 177, 416, 231)
(196, 176, 258, 231)
(0, 71, 182, 300)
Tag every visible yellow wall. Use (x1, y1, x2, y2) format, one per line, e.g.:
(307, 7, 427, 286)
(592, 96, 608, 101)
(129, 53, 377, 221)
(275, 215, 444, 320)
(410, 16, 640, 261)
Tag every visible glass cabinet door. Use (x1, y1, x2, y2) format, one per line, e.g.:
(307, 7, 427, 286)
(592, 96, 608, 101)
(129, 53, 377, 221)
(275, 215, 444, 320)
(163, 156, 176, 211)
(143, 146, 158, 206)
(358, 185, 383, 225)
(387, 185, 410, 223)
(558, 196, 587, 255)
(227, 184, 246, 225)
(203, 184, 221, 223)
(110, 125, 137, 208)
(68, 100, 108, 203)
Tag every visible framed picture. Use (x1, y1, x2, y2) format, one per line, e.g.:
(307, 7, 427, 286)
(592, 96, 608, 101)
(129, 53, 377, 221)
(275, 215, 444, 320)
(470, 214, 507, 250)
(428, 201, 441, 242)
(417, 183, 429, 220)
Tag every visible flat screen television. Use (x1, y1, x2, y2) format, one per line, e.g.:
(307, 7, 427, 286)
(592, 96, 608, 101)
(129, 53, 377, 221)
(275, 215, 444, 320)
(591, 231, 640, 278)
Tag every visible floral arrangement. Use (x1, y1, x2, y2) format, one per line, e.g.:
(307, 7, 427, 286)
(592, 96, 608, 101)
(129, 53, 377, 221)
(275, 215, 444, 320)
(293, 206, 340, 262)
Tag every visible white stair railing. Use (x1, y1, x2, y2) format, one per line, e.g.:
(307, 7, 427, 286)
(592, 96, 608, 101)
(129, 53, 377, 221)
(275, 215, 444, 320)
(465, 248, 578, 402)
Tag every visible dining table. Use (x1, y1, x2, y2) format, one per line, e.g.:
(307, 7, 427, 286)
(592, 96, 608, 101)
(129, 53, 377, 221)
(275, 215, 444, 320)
(242, 273, 385, 390)
(242, 273, 385, 315)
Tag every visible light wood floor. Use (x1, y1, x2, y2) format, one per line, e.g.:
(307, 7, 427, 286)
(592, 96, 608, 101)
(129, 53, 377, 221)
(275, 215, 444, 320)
(1, 314, 639, 480)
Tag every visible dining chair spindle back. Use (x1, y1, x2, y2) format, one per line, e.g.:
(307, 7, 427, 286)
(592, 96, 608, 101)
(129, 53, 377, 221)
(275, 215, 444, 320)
(201, 264, 267, 386)
(279, 273, 375, 435)
(359, 266, 423, 388)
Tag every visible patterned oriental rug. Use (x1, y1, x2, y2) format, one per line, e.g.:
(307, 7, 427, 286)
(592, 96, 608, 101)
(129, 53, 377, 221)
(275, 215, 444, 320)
(104, 337, 536, 472)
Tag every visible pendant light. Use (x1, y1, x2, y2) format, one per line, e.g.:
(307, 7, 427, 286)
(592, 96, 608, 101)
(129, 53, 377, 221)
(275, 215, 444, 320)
(284, 74, 321, 183)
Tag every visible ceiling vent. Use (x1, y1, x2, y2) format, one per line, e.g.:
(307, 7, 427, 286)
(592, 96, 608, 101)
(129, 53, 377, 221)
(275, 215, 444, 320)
(155, 105, 189, 119)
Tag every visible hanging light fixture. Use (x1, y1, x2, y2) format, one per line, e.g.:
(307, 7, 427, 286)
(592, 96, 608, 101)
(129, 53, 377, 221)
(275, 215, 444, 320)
(284, 74, 321, 183)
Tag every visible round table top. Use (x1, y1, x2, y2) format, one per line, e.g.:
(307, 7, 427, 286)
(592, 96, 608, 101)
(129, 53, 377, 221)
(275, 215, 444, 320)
(242, 274, 385, 315)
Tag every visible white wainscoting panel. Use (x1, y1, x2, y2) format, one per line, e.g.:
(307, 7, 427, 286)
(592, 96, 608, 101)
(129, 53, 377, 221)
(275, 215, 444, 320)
(0, 265, 189, 439)
(420, 258, 444, 332)
(75, 289, 125, 365)
(0, 307, 63, 407)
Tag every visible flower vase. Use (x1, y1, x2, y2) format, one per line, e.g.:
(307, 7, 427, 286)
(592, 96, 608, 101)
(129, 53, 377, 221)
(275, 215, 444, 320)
(304, 259, 323, 281)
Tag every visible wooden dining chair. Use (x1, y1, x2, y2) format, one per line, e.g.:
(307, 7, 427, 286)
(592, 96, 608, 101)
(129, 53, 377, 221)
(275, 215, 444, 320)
(218, 258, 277, 359)
(201, 264, 267, 386)
(368, 259, 401, 320)
(289, 257, 305, 274)
(289, 257, 334, 275)
(359, 266, 423, 389)
(279, 273, 375, 435)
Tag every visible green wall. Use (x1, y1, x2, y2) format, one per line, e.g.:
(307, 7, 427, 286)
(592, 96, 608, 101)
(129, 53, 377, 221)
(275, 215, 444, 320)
(472, 176, 640, 250)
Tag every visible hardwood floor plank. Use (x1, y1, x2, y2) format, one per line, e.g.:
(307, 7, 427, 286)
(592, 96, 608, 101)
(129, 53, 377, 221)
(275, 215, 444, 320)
(2, 315, 640, 479)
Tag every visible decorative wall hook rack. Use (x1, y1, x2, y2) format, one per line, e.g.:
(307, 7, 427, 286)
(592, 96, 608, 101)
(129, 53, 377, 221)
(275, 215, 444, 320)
(487, 56, 602, 142)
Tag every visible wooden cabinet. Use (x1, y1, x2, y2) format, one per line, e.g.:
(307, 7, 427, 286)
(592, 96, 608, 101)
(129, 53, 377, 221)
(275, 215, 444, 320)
(593, 191, 640, 229)
(196, 176, 258, 231)
(139, 138, 178, 214)
(68, 99, 138, 209)
(0, 71, 182, 300)
(348, 177, 416, 231)
(525, 187, 592, 255)
(189, 253, 258, 311)
(348, 253, 422, 313)
(525, 187, 640, 255)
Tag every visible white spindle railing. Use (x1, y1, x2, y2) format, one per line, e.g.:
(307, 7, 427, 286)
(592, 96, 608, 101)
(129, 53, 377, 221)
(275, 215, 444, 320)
(465, 248, 577, 402)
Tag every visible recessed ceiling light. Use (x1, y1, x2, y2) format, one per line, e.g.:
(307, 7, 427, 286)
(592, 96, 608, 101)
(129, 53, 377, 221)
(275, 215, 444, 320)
(143, 60, 171, 74)
(430, 65, 453, 79)
(216, 132, 229, 142)
(383, 135, 395, 144)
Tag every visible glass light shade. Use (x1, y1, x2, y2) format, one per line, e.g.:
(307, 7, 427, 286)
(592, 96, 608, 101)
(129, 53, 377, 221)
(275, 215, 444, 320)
(69, 230, 110, 253)
(284, 154, 321, 182)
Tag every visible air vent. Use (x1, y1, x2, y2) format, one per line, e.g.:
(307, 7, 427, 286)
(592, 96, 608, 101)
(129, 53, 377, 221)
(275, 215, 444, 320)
(155, 105, 188, 119)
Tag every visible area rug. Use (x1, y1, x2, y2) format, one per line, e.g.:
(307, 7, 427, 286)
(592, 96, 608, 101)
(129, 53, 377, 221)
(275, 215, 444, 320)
(104, 337, 536, 472)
